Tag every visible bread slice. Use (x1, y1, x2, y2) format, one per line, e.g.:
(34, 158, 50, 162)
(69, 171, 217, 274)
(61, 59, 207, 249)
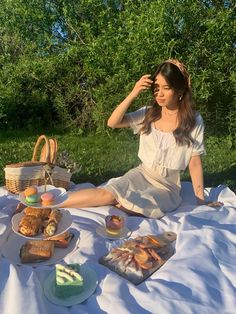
(20, 240, 54, 263)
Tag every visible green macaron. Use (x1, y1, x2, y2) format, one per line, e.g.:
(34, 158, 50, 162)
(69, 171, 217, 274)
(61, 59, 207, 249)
(25, 194, 40, 204)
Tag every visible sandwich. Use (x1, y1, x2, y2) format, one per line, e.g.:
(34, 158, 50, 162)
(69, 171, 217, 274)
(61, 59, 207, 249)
(47, 231, 74, 248)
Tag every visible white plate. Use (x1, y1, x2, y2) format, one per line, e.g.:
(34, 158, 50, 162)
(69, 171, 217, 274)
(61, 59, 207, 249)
(96, 225, 131, 240)
(11, 208, 73, 239)
(1, 229, 80, 266)
(44, 264, 98, 306)
(19, 185, 68, 208)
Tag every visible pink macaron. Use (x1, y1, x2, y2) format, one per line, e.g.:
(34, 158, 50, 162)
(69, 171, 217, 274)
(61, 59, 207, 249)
(40, 192, 55, 206)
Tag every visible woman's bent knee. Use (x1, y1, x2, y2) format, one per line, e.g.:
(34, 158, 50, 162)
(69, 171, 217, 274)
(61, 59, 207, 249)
(97, 188, 116, 205)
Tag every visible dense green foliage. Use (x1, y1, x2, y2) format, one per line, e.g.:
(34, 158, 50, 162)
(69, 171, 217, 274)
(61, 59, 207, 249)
(0, 130, 235, 192)
(0, 0, 235, 144)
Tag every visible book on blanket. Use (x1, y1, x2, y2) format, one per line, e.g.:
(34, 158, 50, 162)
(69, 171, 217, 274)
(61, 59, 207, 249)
(99, 231, 176, 285)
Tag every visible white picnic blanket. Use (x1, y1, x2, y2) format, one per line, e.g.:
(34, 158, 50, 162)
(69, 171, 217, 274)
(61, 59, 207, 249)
(0, 181, 235, 314)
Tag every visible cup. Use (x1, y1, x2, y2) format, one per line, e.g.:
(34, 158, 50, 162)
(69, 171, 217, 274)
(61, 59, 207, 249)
(105, 215, 125, 236)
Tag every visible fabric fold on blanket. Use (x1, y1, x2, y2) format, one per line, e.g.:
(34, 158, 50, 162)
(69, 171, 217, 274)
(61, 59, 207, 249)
(0, 181, 235, 314)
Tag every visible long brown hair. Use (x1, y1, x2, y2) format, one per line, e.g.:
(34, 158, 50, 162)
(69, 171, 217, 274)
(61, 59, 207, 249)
(140, 60, 196, 146)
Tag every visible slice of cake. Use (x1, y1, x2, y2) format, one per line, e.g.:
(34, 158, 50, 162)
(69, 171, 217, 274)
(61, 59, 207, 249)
(54, 264, 84, 298)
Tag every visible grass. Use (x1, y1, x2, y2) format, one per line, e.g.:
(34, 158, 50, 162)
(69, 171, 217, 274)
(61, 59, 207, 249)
(0, 129, 235, 192)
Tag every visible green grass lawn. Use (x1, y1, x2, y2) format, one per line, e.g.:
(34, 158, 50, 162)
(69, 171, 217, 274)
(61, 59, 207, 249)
(0, 129, 235, 192)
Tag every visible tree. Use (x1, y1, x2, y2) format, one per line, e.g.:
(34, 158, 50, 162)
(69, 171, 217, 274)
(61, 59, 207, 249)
(0, 0, 235, 144)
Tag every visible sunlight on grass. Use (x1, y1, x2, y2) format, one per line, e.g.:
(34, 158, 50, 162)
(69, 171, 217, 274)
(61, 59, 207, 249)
(0, 130, 235, 192)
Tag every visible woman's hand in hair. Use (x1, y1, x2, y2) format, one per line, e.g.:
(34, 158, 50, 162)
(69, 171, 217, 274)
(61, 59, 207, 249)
(107, 74, 153, 129)
(130, 74, 153, 98)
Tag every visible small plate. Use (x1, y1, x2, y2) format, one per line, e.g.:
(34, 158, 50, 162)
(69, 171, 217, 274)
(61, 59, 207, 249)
(1, 229, 80, 266)
(19, 185, 68, 208)
(44, 264, 98, 306)
(96, 225, 131, 240)
(11, 208, 73, 239)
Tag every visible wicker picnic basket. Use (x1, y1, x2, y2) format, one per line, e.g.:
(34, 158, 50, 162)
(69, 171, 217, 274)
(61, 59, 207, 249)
(4, 135, 72, 194)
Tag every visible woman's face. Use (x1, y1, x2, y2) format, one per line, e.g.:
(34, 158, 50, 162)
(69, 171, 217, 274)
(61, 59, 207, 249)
(153, 74, 179, 109)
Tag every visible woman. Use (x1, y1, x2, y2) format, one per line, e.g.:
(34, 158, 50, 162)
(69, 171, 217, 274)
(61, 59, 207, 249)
(61, 59, 221, 218)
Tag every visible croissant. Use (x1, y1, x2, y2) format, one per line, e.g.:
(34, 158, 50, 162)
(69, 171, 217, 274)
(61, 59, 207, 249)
(48, 208, 62, 223)
(18, 216, 42, 237)
(44, 209, 62, 237)
(24, 207, 51, 220)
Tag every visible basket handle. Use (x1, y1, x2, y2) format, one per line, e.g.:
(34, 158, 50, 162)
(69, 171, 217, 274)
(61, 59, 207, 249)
(32, 135, 51, 163)
(39, 137, 58, 164)
(48, 138, 58, 164)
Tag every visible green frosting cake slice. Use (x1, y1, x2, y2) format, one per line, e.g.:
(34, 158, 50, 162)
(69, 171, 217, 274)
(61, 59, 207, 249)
(55, 263, 84, 298)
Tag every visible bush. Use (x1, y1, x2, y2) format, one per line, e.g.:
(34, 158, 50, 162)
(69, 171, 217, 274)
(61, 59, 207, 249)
(0, 0, 235, 144)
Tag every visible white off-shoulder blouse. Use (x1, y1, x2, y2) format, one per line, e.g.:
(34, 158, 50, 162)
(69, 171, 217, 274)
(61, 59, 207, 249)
(126, 106, 206, 176)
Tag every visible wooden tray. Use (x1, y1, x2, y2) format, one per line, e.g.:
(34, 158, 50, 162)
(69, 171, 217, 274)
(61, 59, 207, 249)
(99, 231, 176, 285)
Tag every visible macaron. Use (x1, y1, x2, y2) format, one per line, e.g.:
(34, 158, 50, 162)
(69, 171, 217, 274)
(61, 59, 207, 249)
(24, 186, 38, 197)
(40, 192, 55, 206)
(25, 194, 40, 204)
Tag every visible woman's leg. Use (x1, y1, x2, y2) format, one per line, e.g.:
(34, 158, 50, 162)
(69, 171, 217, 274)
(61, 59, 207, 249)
(61, 188, 117, 208)
(115, 203, 145, 217)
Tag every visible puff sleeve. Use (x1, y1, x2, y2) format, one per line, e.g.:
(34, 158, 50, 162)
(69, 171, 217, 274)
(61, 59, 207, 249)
(191, 113, 206, 156)
(125, 107, 147, 134)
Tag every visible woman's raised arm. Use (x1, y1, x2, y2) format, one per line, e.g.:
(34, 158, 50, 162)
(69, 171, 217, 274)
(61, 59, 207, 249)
(107, 74, 152, 129)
